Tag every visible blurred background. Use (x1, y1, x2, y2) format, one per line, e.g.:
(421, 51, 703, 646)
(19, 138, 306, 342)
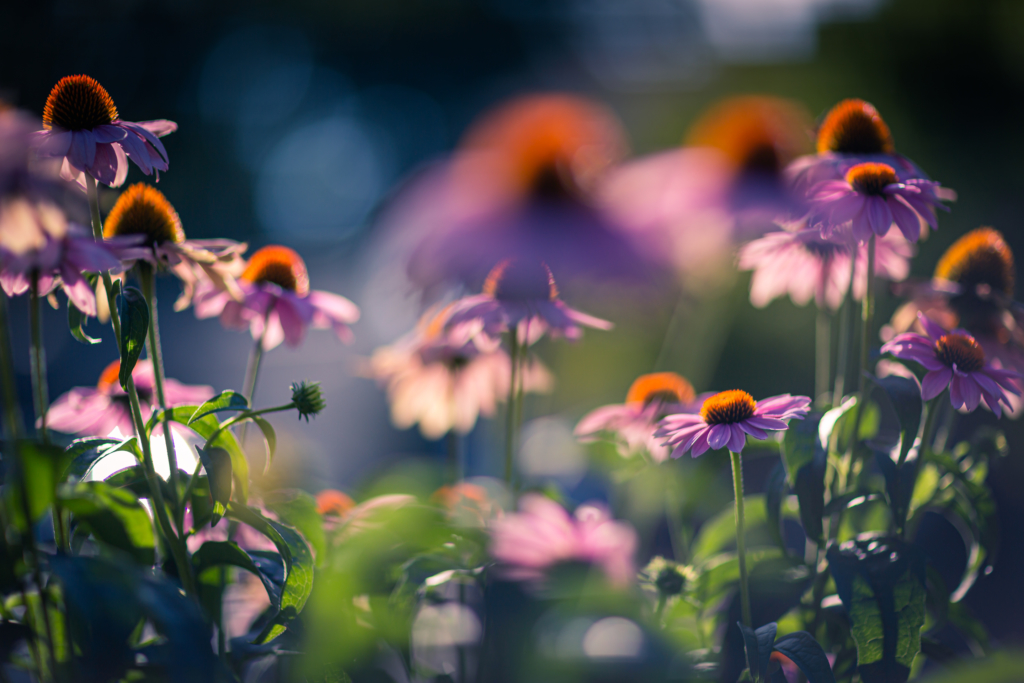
(3, 0, 1024, 650)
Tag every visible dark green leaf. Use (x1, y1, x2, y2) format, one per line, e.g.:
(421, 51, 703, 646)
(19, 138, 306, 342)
(264, 489, 326, 562)
(227, 503, 314, 644)
(692, 496, 769, 563)
(6, 441, 71, 530)
(866, 374, 923, 466)
(827, 537, 926, 683)
(188, 391, 249, 425)
(914, 650, 1024, 683)
(151, 406, 249, 502)
(764, 462, 788, 552)
(875, 452, 918, 532)
(62, 437, 121, 480)
(67, 276, 101, 344)
(59, 481, 155, 565)
(739, 622, 776, 683)
(116, 286, 149, 390)
(772, 631, 837, 683)
(251, 415, 276, 473)
(196, 447, 232, 525)
(192, 541, 283, 608)
(781, 414, 826, 545)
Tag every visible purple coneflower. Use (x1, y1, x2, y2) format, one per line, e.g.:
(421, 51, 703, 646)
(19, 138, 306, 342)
(489, 494, 637, 586)
(47, 359, 213, 437)
(194, 245, 359, 350)
(368, 303, 552, 439)
(657, 390, 811, 458)
(738, 228, 913, 311)
(32, 75, 176, 189)
(445, 259, 612, 345)
(882, 312, 1021, 416)
(808, 161, 949, 243)
(575, 372, 702, 463)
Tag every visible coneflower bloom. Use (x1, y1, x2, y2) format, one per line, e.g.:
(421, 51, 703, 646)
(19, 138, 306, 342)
(657, 391, 811, 458)
(882, 312, 1021, 416)
(194, 245, 359, 350)
(575, 372, 703, 462)
(316, 489, 356, 517)
(32, 75, 176, 188)
(807, 161, 950, 243)
(47, 359, 213, 437)
(489, 494, 638, 586)
(103, 183, 246, 310)
(368, 303, 552, 439)
(738, 228, 913, 311)
(444, 259, 612, 345)
(432, 482, 502, 527)
(391, 93, 656, 294)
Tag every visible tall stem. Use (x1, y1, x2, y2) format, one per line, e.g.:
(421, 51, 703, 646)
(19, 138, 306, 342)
(503, 332, 519, 486)
(832, 250, 858, 405)
(139, 265, 182, 534)
(815, 306, 831, 407)
(730, 451, 752, 628)
(0, 295, 24, 442)
(851, 236, 877, 443)
(28, 274, 49, 443)
(238, 324, 266, 448)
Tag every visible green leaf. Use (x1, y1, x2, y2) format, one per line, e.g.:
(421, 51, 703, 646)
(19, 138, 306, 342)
(62, 438, 121, 481)
(60, 481, 155, 565)
(68, 277, 101, 344)
(764, 462, 788, 552)
(116, 285, 149, 391)
(739, 622, 776, 683)
(227, 503, 314, 644)
(692, 495, 769, 563)
(263, 489, 326, 562)
(917, 651, 1024, 683)
(195, 447, 232, 525)
(827, 537, 926, 683)
(771, 631, 837, 683)
(188, 391, 249, 425)
(192, 541, 283, 608)
(781, 414, 827, 544)
(250, 415, 276, 473)
(866, 374, 923, 466)
(5, 441, 71, 530)
(151, 406, 249, 503)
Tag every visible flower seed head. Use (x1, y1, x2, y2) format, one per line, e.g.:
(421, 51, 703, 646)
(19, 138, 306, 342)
(104, 183, 184, 246)
(483, 259, 558, 301)
(845, 162, 899, 196)
(934, 227, 1014, 298)
(817, 99, 894, 155)
(291, 380, 325, 421)
(626, 372, 695, 407)
(934, 333, 984, 373)
(43, 75, 118, 131)
(241, 245, 310, 296)
(700, 390, 757, 425)
(655, 565, 686, 597)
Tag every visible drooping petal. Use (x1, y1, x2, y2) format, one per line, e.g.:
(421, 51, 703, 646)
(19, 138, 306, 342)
(921, 368, 952, 400)
(887, 195, 921, 243)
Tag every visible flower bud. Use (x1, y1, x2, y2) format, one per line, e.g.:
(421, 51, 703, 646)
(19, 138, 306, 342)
(291, 380, 325, 421)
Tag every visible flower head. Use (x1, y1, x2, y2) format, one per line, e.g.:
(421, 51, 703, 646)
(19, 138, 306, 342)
(815, 99, 894, 155)
(657, 391, 810, 457)
(193, 244, 359, 350)
(33, 75, 177, 188)
(316, 489, 355, 517)
(489, 494, 638, 586)
(432, 482, 502, 527)
(882, 312, 1021, 416)
(807, 161, 950, 243)
(47, 359, 213, 437)
(575, 372, 701, 462)
(738, 228, 913, 311)
(291, 381, 325, 421)
(445, 259, 612, 345)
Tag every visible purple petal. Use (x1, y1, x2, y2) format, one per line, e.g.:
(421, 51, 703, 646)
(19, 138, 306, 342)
(866, 196, 893, 236)
(887, 195, 921, 243)
(916, 312, 949, 341)
(690, 431, 712, 457)
(726, 424, 747, 452)
(67, 131, 94, 171)
(949, 374, 966, 410)
(921, 368, 952, 400)
(958, 374, 982, 411)
(707, 424, 731, 450)
(35, 130, 72, 157)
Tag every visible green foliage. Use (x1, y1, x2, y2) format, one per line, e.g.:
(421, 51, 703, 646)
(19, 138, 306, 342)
(59, 481, 155, 564)
(67, 278, 101, 344)
(188, 391, 249, 424)
(195, 446, 231, 524)
(781, 413, 827, 545)
(152, 405, 249, 502)
(116, 284, 148, 390)
(5, 440, 72, 530)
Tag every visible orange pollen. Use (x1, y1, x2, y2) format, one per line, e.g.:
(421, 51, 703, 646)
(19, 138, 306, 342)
(626, 372, 695, 406)
(104, 184, 184, 246)
(482, 259, 558, 301)
(422, 302, 459, 340)
(934, 227, 1014, 297)
(316, 489, 355, 517)
(42, 75, 119, 131)
(845, 162, 899, 196)
(700, 390, 757, 425)
(934, 333, 984, 373)
(816, 99, 894, 155)
(241, 245, 310, 296)
(96, 360, 121, 393)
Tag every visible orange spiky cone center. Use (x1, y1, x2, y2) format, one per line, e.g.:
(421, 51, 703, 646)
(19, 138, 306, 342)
(42, 75, 119, 131)
(104, 183, 184, 246)
(817, 99, 894, 155)
(700, 390, 757, 425)
(241, 245, 310, 296)
(626, 372, 695, 406)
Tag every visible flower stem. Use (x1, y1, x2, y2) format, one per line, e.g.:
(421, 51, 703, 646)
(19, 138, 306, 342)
(138, 264, 183, 535)
(28, 274, 49, 443)
(504, 332, 519, 486)
(815, 305, 831, 408)
(730, 450, 752, 628)
(0, 294, 24, 442)
(850, 236, 877, 451)
(832, 250, 858, 406)
(238, 333, 265, 447)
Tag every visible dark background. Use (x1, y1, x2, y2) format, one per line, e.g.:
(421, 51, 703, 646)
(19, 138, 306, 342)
(3, 0, 1024, 649)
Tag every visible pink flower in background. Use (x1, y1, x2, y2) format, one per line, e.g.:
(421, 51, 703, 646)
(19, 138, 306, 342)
(490, 494, 637, 586)
(882, 312, 1021, 416)
(47, 360, 213, 437)
(368, 303, 552, 439)
(657, 391, 810, 458)
(575, 372, 703, 463)
(445, 259, 612, 345)
(194, 245, 359, 350)
(738, 228, 913, 311)
(807, 161, 949, 243)
(32, 75, 176, 188)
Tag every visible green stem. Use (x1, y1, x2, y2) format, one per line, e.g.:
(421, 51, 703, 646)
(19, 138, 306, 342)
(849, 236, 877, 461)
(238, 332, 265, 447)
(0, 295, 24, 443)
(832, 250, 858, 406)
(28, 274, 49, 443)
(730, 450, 752, 628)
(815, 304, 831, 408)
(139, 265, 183, 535)
(203, 403, 295, 450)
(504, 332, 519, 486)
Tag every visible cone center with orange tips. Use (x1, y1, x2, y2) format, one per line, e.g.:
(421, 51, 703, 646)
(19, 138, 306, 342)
(845, 162, 899, 196)
(935, 333, 984, 373)
(43, 75, 119, 131)
(626, 372, 695, 407)
(482, 259, 558, 302)
(817, 99, 894, 155)
(934, 227, 1014, 297)
(104, 184, 184, 247)
(96, 360, 122, 393)
(241, 246, 310, 296)
(700, 390, 757, 425)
